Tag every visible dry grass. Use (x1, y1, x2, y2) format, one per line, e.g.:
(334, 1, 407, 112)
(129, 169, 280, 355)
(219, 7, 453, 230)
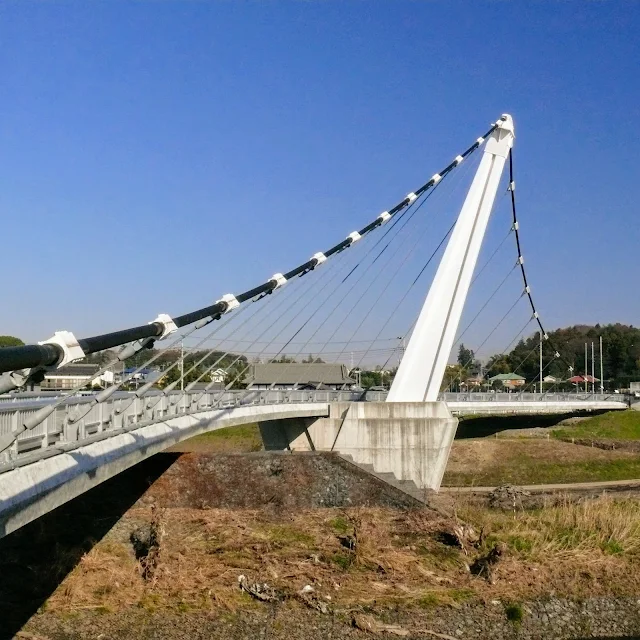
(473, 495, 640, 558)
(41, 495, 640, 616)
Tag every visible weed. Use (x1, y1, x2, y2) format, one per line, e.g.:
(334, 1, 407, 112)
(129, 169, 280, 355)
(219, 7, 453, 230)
(416, 592, 440, 607)
(504, 601, 524, 624)
(425, 541, 463, 568)
(601, 539, 624, 555)
(331, 552, 353, 570)
(508, 535, 534, 554)
(449, 588, 475, 603)
(329, 516, 350, 534)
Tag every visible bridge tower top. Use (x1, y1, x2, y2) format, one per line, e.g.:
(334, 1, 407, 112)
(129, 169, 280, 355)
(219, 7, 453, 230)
(388, 114, 515, 403)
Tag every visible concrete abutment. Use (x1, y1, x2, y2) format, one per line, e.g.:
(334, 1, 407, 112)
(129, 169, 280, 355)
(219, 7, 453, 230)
(259, 402, 458, 490)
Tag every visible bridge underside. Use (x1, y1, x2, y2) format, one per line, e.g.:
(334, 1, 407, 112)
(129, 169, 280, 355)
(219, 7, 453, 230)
(448, 400, 626, 415)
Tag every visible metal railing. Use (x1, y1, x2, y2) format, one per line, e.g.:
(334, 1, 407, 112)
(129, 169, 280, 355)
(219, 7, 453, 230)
(440, 392, 623, 403)
(0, 389, 389, 468)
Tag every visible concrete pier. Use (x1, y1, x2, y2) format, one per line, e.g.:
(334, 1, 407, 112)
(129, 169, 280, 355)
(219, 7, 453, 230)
(259, 402, 458, 491)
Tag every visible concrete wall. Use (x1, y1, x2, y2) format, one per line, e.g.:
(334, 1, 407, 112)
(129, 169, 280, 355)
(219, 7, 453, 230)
(260, 402, 458, 491)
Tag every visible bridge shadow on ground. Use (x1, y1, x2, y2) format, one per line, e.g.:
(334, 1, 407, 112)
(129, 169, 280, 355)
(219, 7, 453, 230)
(0, 452, 180, 640)
(454, 411, 610, 439)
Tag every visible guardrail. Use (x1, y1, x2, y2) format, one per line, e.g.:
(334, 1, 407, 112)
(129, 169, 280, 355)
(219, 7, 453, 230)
(440, 392, 623, 403)
(0, 388, 624, 468)
(0, 389, 389, 467)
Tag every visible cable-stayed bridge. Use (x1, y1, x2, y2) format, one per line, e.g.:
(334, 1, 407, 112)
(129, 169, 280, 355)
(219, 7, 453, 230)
(0, 114, 627, 538)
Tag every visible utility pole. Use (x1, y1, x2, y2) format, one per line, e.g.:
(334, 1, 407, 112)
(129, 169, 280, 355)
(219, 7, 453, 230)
(584, 342, 588, 393)
(180, 337, 184, 392)
(539, 335, 543, 395)
(591, 341, 595, 395)
(600, 335, 604, 393)
(396, 336, 405, 367)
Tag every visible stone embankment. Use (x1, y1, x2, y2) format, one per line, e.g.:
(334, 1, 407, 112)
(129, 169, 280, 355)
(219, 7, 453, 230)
(24, 597, 640, 639)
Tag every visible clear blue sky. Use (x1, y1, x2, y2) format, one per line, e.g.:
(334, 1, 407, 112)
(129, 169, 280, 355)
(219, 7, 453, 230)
(2, 1, 639, 348)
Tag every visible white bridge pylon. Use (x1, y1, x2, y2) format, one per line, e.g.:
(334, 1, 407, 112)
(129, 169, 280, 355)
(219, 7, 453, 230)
(388, 114, 515, 403)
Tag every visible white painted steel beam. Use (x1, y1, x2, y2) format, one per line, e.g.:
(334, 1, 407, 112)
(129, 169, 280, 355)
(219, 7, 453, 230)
(388, 115, 515, 402)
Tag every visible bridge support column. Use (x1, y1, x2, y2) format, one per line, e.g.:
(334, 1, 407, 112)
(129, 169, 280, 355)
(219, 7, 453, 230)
(260, 402, 457, 491)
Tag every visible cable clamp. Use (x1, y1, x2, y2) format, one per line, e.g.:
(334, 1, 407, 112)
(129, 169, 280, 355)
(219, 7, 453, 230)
(454, 155, 464, 165)
(524, 285, 531, 294)
(377, 211, 391, 224)
(150, 313, 178, 339)
(508, 180, 516, 192)
(346, 231, 362, 244)
(476, 137, 485, 145)
(518, 256, 525, 265)
(544, 333, 549, 341)
(406, 192, 418, 203)
(311, 252, 327, 266)
(269, 273, 287, 289)
(532, 310, 538, 318)
(554, 351, 560, 358)
(512, 221, 519, 231)
(216, 293, 240, 314)
(431, 173, 442, 184)
(38, 331, 85, 368)
(568, 365, 574, 372)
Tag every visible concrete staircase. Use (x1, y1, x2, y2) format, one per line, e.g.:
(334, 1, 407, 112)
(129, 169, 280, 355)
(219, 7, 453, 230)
(337, 453, 431, 505)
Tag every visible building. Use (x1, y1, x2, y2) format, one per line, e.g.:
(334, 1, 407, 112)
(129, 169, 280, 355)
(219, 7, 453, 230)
(464, 374, 485, 388)
(244, 363, 355, 390)
(210, 368, 226, 383)
(488, 372, 526, 390)
(40, 364, 103, 391)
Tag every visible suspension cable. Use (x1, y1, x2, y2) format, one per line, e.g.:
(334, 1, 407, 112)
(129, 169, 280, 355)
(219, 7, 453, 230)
(0, 120, 504, 376)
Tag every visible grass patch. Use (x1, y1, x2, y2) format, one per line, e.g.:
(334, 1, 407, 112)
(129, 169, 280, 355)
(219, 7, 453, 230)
(553, 410, 640, 441)
(443, 457, 640, 486)
(259, 524, 315, 546)
(175, 423, 263, 452)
